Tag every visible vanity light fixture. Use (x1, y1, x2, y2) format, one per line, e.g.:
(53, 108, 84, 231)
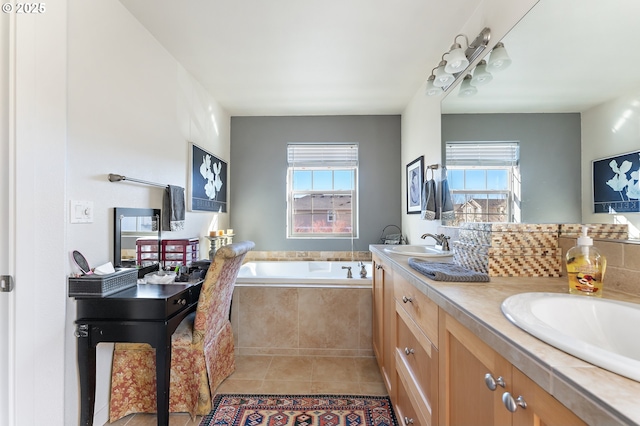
(444, 34, 470, 74)
(470, 59, 493, 86)
(425, 27, 491, 95)
(458, 74, 478, 97)
(487, 42, 512, 72)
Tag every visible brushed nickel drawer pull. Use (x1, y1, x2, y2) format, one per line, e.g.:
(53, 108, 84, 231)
(484, 373, 505, 391)
(403, 416, 414, 425)
(404, 347, 415, 355)
(402, 296, 413, 303)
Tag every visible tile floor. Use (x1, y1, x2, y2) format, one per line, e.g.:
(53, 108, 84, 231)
(107, 354, 386, 425)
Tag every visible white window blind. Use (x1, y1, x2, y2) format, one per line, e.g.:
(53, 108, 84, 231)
(446, 142, 519, 167)
(287, 144, 358, 167)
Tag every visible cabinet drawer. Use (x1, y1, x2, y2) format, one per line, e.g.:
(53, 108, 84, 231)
(394, 274, 438, 345)
(395, 376, 423, 426)
(396, 307, 433, 396)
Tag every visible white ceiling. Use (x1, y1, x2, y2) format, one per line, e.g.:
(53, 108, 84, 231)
(442, 0, 640, 113)
(118, 0, 483, 116)
(119, 0, 640, 117)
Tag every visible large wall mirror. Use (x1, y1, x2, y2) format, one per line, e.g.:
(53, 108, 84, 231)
(113, 207, 162, 275)
(440, 0, 640, 239)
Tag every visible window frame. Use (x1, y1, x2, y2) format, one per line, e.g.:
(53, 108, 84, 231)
(286, 144, 359, 239)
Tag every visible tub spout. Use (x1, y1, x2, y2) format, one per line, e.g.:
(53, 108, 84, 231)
(341, 266, 353, 279)
(358, 261, 367, 278)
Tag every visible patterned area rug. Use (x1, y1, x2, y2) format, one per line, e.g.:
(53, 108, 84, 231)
(199, 394, 398, 426)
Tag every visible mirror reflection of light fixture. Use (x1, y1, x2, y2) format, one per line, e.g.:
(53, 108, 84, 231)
(487, 42, 512, 72)
(433, 58, 455, 88)
(425, 68, 443, 96)
(444, 35, 470, 74)
(471, 59, 493, 86)
(458, 75, 478, 97)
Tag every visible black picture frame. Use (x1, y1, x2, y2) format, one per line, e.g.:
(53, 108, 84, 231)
(406, 156, 424, 214)
(189, 142, 228, 212)
(593, 150, 640, 214)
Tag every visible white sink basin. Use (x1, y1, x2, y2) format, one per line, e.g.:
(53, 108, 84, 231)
(502, 292, 640, 382)
(383, 245, 453, 258)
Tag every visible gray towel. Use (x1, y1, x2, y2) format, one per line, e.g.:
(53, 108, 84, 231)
(162, 185, 185, 231)
(408, 258, 490, 282)
(440, 171, 455, 221)
(420, 178, 438, 220)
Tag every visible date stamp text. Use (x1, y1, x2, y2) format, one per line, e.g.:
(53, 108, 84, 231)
(2, 3, 46, 14)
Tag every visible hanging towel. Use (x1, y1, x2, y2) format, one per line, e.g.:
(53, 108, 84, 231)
(440, 167, 455, 221)
(408, 258, 490, 282)
(162, 185, 185, 231)
(421, 178, 438, 220)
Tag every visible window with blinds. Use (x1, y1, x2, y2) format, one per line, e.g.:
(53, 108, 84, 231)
(445, 142, 521, 224)
(286, 143, 359, 238)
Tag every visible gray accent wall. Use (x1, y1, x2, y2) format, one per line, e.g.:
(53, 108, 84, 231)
(230, 115, 401, 251)
(442, 113, 582, 224)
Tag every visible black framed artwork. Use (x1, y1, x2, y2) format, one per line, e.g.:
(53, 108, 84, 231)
(406, 156, 424, 214)
(189, 142, 228, 212)
(593, 150, 640, 214)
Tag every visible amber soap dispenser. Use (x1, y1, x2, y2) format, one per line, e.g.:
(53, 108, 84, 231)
(566, 226, 607, 296)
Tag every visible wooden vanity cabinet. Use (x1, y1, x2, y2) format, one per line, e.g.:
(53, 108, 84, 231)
(393, 273, 439, 426)
(372, 253, 396, 396)
(439, 310, 586, 426)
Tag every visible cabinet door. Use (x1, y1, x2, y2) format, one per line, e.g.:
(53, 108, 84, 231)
(439, 310, 512, 426)
(372, 254, 384, 367)
(372, 254, 395, 397)
(510, 368, 586, 426)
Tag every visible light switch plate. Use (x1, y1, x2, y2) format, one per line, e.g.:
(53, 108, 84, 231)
(70, 200, 94, 223)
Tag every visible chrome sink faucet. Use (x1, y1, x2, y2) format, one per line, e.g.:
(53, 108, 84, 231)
(420, 233, 451, 251)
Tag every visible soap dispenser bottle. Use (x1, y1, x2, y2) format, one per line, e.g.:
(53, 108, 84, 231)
(566, 226, 607, 297)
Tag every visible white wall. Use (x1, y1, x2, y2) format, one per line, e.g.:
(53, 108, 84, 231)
(581, 86, 640, 237)
(400, 0, 538, 243)
(63, 1, 231, 424)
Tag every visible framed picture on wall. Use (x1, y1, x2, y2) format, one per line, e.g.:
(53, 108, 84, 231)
(406, 156, 424, 214)
(592, 150, 640, 213)
(189, 142, 228, 212)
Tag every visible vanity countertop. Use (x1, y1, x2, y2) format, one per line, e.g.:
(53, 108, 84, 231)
(371, 245, 640, 426)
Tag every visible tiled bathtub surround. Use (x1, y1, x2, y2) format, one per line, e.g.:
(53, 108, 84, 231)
(245, 251, 372, 262)
(230, 286, 373, 357)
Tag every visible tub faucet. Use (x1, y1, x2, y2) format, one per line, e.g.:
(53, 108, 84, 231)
(342, 266, 353, 278)
(420, 233, 451, 251)
(358, 261, 367, 278)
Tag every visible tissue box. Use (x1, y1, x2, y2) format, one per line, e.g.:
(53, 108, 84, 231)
(68, 268, 138, 297)
(559, 223, 629, 240)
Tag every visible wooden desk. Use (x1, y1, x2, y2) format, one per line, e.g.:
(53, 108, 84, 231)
(74, 281, 202, 426)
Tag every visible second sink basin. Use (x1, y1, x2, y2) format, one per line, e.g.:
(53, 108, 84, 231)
(383, 245, 453, 258)
(501, 292, 640, 382)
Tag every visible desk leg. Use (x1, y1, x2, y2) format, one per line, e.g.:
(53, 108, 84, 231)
(76, 324, 96, 426)
(155, 330, 171, 426)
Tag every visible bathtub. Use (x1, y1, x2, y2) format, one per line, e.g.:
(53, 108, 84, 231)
(236, 261, 372, 288)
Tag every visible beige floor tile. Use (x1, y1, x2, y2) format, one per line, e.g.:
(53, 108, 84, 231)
(216, 379, 264, 394)
(353, 357, 384, 382)
(312, 357, 359, 382)
(359, 381, 389, 396)
(265, 356, 314, 381)
(310, 381, 361, 394)
(260, 380, 313, 394)
(231, 355, 273, 380)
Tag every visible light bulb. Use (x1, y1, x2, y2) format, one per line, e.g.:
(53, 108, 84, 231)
(444, 43, 469, 74)
(458, 75, 477, 97)
(487, 42, 512, 72)
(433, 61, 454, 88)
(471, 60, 493, 86)
(425, 76, 443, 97)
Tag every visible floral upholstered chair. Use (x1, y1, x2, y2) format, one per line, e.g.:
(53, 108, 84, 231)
(109, 240, 255, 422)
